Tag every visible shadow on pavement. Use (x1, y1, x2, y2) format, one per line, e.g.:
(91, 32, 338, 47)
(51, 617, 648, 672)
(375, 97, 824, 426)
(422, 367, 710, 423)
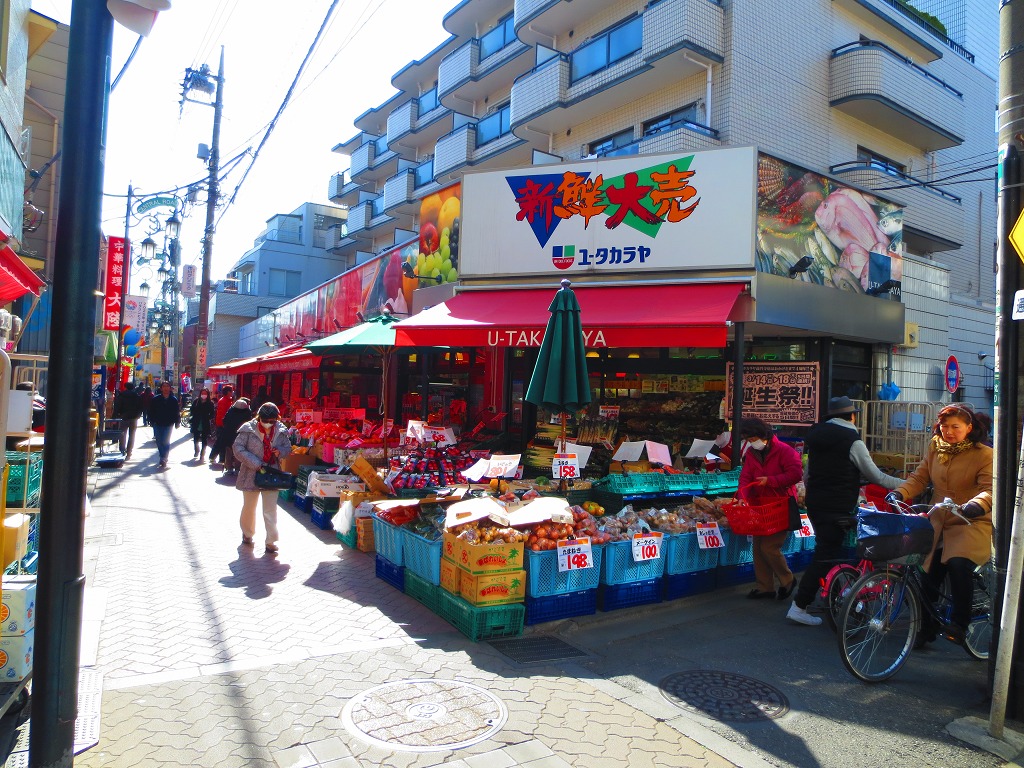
(219, 545, 292, 599)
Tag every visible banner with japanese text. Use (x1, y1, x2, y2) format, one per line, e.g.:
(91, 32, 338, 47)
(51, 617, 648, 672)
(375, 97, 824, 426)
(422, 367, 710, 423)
(102, 236, 128, 331)
(725, 362, 820, 426)
(123, 295, 148, 334)
(459, 147, 756, 277)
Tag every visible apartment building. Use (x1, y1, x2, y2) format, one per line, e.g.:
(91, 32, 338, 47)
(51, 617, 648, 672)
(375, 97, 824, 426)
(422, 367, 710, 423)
(330, 0, 997, 416)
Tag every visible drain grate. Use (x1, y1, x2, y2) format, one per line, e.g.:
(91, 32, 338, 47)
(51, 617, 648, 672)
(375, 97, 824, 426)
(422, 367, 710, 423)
(659, 670, 789, 722)
(488, 635, 588, 664)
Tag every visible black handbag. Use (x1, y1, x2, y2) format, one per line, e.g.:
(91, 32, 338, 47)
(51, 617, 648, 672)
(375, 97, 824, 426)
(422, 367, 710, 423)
(254, 464, 295, 490)
(787, 497, 802, 531)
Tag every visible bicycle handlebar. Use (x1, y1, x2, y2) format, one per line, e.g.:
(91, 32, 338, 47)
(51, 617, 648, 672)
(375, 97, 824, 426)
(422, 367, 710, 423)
(887, 496, 972, 525)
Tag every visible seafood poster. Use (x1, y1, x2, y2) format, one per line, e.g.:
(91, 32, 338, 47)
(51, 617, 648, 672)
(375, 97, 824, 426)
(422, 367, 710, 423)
(757, 155, 903, 295)
(724, 362, 820, 426)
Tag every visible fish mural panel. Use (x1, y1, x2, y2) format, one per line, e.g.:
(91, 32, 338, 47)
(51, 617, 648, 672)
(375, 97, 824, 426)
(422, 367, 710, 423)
(756, 155, 903, 294)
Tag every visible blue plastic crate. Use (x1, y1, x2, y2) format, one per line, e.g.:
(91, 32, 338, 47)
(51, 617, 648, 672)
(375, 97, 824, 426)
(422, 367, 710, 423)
(293, 495, 311, 514)
(372, 515, 404, 566)
(781, 532, 802, 556)
(663, 533, 719, 575)
(717, 562, 755, 587)
(310, 508, 335, 530)
(525, 547, 603, 597)
(525, 589, 597, 625)
(802, 534, 816, 551)
(600, 539, 666, 585)
(375, 554, 405, 592)
(664, 569, 717, 600)
(401, 529, 442, 586)
(719, 530, 754, 566)
(599, 578, 663, 611)
(786, 549, 813, 572)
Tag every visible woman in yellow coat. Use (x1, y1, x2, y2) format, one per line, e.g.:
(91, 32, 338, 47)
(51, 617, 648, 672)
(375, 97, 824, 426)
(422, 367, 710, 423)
(889, 405, 992, 645)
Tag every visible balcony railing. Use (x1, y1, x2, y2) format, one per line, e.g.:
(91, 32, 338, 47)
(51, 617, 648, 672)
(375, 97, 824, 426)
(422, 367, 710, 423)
(414, 158, 434, 188)
(476, 105, 511, 147)
(571, 15, 643, 83)
(417, 88, 439, 115)
(480, 15, 516, 60)
(876, 0, 974, 62)
(832, 40, 962, 99)
(830, 160, 961, 204)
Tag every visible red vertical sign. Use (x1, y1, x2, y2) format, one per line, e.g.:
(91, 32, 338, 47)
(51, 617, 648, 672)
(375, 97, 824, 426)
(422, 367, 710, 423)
(103, 236, 128, 331)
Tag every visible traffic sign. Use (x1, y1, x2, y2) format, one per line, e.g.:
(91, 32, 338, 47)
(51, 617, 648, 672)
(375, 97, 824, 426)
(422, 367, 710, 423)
(945, 355, 961, 394)
(1010, 208, 1024, 264)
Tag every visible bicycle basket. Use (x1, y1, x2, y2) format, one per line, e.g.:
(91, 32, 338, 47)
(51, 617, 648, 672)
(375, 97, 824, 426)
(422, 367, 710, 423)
(721, 484, 789, 536)
(855, 510, 934, 561)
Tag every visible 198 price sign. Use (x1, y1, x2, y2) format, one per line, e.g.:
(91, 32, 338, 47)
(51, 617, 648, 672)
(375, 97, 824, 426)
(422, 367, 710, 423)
(557, 537, 593, 572)
(631, 531, 663, 562)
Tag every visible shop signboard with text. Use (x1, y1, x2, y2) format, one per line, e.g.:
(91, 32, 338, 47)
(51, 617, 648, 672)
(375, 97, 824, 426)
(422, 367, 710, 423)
(102, 236, 128, 331)
(724, 362, 820, 426)
(459, 147, 756, 277)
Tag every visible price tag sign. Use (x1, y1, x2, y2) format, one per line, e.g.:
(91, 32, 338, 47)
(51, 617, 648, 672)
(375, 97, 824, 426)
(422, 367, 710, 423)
(795, 513, 816, 538)
(557, 536, 593, 572)
(696, 522, 724, 549)
(631, 531, 663, 562)
(552, 453, 580, 480)
(427, 427, 457, 446)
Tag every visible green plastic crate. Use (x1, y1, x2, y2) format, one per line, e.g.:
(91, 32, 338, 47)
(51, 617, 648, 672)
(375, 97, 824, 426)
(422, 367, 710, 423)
(436, 589, 524, 642)
(404, 570, 441, 613)
(336, 526, 358, 548)
(5, 456, 42, 508)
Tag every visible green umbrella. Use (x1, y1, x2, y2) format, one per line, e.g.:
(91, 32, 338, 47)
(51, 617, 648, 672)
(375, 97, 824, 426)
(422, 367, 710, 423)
(526, 279, 592, 480)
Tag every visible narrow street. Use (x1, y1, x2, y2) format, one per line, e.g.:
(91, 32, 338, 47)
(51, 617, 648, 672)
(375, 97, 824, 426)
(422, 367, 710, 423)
(16, 427, 1012, 768)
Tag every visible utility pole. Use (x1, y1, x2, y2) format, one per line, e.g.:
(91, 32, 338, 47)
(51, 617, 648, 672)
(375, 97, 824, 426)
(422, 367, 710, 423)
(195, 47, 224, 383)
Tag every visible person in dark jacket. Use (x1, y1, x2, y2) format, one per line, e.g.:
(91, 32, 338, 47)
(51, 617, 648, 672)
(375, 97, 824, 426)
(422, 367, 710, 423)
(787, 396, 901, 626)
(147, 381, 180, 469)
(113, 383, 145, 460)
(220, 398, 252, 476)
(210, 385, 235, 466)
(251, 385, 270, 413)
(140, 385, 154, 426)
(189, 387, 216, 462)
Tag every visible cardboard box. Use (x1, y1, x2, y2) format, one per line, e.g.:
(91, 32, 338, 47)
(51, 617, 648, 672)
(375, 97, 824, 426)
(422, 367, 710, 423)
(280, 453, 315, 475)
(356, 517, 375, 553)
(454, 539, 525, 575)
(350, 456, 390, 495)
(2, 515, 29, 571)
(459, 569, 526, 606)
(443, 531, 460, 562)
(440, 556, 461, 594)
(0, 630, 33, 682)
(308, 473, 366, 497)
(0, 576, 35, 636)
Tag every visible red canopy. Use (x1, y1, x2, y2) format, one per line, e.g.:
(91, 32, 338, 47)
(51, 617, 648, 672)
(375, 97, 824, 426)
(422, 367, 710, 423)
(206, 344, 321, 376)
(394, 282, 747, 348)
(0, 244, 44, 304)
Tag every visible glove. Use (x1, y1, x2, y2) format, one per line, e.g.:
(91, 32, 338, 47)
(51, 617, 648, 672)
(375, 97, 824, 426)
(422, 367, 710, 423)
(961, 501, 986, 519)
(884, 492, 903, 507)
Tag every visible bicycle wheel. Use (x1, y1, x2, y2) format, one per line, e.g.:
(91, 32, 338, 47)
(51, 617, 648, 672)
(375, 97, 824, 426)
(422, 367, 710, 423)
(824, 564, 861, 633)
(180, 410, 191, 429)
(964, 562, 994, 661)
(837, 567, 920, 682)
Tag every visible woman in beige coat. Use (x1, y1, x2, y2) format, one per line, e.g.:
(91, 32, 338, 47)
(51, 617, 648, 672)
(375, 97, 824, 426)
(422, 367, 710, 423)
(890, 404, 992, 645)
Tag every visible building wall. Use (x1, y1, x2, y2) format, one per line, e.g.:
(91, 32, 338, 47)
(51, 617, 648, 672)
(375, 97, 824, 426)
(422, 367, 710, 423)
(0, 0, 30, 239)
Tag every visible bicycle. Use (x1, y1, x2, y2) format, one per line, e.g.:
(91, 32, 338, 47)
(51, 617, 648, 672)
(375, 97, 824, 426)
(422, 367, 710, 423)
(179, 393, 192, 429)
(836, 499, 993, 683)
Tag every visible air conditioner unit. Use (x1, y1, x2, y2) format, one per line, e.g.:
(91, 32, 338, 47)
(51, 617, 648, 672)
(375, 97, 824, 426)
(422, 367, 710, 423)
(902, 322, 919, 348)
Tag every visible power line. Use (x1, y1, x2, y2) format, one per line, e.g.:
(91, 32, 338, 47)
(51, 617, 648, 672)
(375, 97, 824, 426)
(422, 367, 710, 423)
(870, 163, 997, 190)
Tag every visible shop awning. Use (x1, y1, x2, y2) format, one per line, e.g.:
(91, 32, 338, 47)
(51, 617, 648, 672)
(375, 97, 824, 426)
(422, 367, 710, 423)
(0, 244, 44, 304)
(206, 345, 321, 376)
(394, 282, 747, 348)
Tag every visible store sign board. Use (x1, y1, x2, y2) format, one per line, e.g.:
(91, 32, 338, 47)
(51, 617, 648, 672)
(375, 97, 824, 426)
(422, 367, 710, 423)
(725, 362, 820, 426)
(102, 236, 127, 331)
(459, 147, 757, 277)
(181, 264, 197, 298)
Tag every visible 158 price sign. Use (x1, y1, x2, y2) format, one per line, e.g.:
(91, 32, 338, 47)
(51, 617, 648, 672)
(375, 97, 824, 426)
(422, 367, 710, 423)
(696, 522, 724, 549)
(557, 536, 593, 572)
(552, 453, 579, 480)
(631, 531, 663, 562)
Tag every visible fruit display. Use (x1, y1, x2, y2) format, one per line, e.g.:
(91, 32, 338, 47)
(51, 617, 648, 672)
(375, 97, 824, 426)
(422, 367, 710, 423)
(450, 521, 529, 546)
(390, 446, 480, 490)
(375, 503, 420, 527)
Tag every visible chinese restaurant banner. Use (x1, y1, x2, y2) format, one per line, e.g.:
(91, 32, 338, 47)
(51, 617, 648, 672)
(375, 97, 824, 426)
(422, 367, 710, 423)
(102, 236, 128, 331)
(724, 362, 820, 426)
(756, 154, 903, 296)
(459, 148, 756, 277)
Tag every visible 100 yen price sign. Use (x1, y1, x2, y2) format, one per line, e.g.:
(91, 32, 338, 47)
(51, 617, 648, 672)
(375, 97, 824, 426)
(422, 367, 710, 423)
(557, 537, 593, 572)
(631, 531, 663, 562)
(696, 522, 724, 549)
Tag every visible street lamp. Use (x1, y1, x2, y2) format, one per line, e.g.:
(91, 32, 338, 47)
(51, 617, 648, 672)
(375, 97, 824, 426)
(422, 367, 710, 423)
(140, 236, 156, 262)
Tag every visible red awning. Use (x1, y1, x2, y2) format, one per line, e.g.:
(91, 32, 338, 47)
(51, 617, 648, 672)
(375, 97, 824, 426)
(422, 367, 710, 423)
(0, 244, 44, 304)
(394, 282, 747, 348)
(206, 344, 321, 375)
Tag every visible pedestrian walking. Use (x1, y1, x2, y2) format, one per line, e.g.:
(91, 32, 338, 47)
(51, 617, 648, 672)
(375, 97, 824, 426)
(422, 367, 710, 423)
(233, 402, 292, 553)
(189, 387, 216, 462)
(140, 385, 153, 426)
(251, 385, 270, 412)
(147, 381, 180, 469)
(787, 396, 900, 626)
(220, 397, 252, 475)
(113, 382, 144, 460)
(210, 385, 235, 466)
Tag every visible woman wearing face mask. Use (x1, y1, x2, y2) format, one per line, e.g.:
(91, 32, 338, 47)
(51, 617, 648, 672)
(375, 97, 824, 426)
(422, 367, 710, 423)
(189, 387, 216, 462)
(232, 402, 293, 554)
(737, 417, 804, 600)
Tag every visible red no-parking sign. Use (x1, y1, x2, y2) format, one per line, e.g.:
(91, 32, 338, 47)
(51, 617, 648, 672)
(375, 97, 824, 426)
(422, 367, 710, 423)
(945, 355, 961, 394)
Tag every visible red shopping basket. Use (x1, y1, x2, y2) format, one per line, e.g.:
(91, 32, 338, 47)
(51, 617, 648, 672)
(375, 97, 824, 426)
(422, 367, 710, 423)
(721, 483, 790, 536)
(862, 483, 892, 512)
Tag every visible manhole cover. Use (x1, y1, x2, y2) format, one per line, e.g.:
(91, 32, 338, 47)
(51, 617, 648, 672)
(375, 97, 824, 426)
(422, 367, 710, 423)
(659, 670, 789, 722)
(341, 679, 507, 752)
(488, 636, 588, 664)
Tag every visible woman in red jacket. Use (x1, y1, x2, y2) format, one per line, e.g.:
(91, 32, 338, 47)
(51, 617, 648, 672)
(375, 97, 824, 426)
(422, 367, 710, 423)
(737, 417, 804, 600)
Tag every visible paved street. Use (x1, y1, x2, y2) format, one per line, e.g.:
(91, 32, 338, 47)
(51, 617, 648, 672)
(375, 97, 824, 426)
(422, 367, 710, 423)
(8, 426, 1020, 767)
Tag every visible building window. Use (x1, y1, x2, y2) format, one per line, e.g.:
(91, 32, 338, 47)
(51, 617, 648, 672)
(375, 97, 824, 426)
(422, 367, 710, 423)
(856, 146, 906, 175)
(414, 158, 434, 188)
(476, 104, 511, 147)
(571, 15, 643, 82)
(268, 269, 300, 297)
(238, 271, 254, 295)
(643, 103, 703, 137)
(417, 87, 439, 114)
(480, 14, 515, 60)
(590, 128, 636, 157)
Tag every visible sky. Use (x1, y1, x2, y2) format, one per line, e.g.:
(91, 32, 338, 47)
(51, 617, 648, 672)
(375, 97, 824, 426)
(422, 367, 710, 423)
(38, 0, 455, 294)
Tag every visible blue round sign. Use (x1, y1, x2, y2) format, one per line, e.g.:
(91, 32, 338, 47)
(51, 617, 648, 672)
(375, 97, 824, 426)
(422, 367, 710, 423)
(945, 355, 961, 394)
